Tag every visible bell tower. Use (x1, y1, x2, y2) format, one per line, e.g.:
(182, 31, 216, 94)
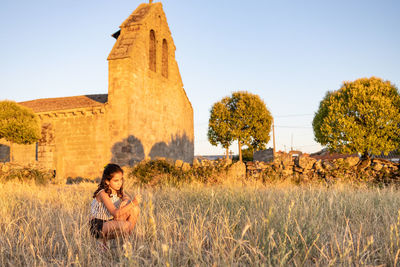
(106, 2, 194, 164)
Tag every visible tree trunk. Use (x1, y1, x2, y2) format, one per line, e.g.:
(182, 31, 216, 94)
(361, 151, 370, 160)
(238, 141, 242, 162)
(225, 147, 229, 160)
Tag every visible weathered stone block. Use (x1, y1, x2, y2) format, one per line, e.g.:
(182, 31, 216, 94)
(2, 163, 10, 173)
(282, 168, 294, 176)
(357, 159, 371, 171)
(175, 159, 183, 168)
(372, 163, 383, 171)
(182, 162, 190, 172)
(227, 161, 246, 180)
(314, 161, 326, 174)
(322, 160, 336, 170)
(192, 158, 200, 168)
(297, 156, 316, 170)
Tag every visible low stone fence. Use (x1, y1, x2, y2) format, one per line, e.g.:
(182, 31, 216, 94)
(11, 153, 395, 186)
(247, 152, 400, 184)
(157, 157, 247, 180)
(127, 157, 247, 186)
(175, 157, 246, 181)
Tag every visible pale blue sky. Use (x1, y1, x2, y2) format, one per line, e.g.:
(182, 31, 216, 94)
(1, 0, 399, 155)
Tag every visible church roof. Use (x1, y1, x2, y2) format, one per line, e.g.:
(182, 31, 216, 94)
(19, 94, 108, 113)
(120, 3, 154, 27)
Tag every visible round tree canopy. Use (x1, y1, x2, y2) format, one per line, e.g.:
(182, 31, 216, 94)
(208, 91, 273, 161)
(313, 77, 400, 157)
(0, 100, 41, 144)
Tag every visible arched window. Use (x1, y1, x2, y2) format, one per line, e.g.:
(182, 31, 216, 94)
(162, 39, 168, 78)
(149, 30, 156, 72)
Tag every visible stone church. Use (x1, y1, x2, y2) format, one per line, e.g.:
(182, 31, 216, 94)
(0, 2, 194, 179)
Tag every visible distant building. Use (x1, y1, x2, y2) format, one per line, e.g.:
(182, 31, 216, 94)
(253, 148, 274, 162)
(195, 155, 226, 161)
(310, 148, 358, 160)
(310, 148, 400, 163)
(375, 150, 400, 162)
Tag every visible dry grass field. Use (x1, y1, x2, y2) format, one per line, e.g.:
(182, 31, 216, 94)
(1, 181, 400, 266)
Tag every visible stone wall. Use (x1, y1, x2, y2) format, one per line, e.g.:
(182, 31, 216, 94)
(247, 152, 400, 184)
(2, 106, 109, 180)
(0, 139, 36, 163)
(38, 107, 109, 180)
(12, 143, 36, 164)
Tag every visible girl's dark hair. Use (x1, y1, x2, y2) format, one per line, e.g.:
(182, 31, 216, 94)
(93, 163, 124, 199)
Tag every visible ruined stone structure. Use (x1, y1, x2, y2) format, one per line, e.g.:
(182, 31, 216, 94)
(0, 2, 194, 180)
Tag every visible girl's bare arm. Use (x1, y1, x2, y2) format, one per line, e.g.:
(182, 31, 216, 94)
(122, 192, 131, 202)
(98, 191, 140, 218)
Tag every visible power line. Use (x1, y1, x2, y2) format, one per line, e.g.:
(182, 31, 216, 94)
(274, 114, 313, 118)
(275, 125, 312, 129)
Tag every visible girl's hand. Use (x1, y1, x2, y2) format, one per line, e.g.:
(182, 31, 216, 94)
(134, 194, 142, 204)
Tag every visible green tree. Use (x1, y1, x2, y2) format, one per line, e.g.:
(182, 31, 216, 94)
(313, 77, 400, 158)
(208, 97, 234, 159)
(241, 146, 254, 162)
(228, 91, 272, 162)
(0, 101, 41, 160)
(208, 91, 273, 162)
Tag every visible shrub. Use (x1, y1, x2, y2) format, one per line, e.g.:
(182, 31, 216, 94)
(0, 101, 41, 144)
(128, 159, 234, 187)
(0, 164, 54, 185)
(129, 160, 190, 187)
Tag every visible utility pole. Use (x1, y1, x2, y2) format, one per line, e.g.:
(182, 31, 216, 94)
(291, 133, 293, 151)
(272, 118, 276, 157)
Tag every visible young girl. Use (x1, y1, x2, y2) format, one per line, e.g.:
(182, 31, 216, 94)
(89, 163, 141, 247)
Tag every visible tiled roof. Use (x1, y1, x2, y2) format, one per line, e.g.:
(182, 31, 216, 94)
(19, 94, 108, 113)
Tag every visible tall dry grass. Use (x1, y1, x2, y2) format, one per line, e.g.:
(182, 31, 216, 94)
(1, 181, 400, 266)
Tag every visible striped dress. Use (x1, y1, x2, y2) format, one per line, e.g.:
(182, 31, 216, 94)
(90, 189, 121, 220)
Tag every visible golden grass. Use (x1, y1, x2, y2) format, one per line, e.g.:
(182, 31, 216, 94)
(1, 181, 400, 266)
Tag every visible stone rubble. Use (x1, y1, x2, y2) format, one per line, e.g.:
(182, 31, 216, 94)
(246, 152, 400, 184)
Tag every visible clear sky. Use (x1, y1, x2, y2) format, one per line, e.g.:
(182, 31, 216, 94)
(1, 0, 399, 155)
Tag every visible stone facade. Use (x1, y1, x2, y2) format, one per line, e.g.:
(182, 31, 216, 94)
(0, 2, 194, 180)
